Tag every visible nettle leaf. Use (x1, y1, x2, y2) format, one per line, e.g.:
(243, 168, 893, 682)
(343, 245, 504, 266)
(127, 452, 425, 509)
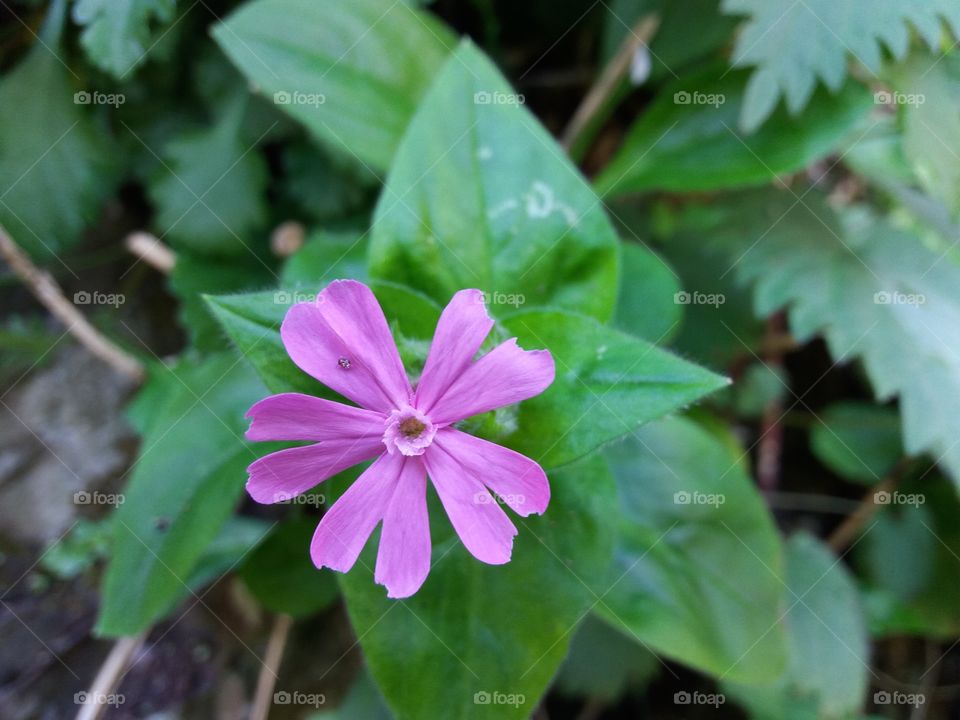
(213, 0, 454, 171)
(724, 533, 869, 719)
(594, 67, 871, 197)
(810, 402, 902, 484)
(888, 53, 960, 215)
(147, 95, 269, 255)
(369, 41, 620, 322)
(0, 4, 118, 259)
(598, 416, 787, 683)
(339, 453, 617, 720)
(722, 0, 960, 131)
(72, 0, 176, 79)
(501, 310, 728, 468)
(713, 191, 960, 490)
(97, 354, 269, 636)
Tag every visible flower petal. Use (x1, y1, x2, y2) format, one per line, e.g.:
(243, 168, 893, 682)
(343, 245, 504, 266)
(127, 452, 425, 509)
(428, 338, 555, 425)
(423, 443, 517, 565)
(415, 289, 493, 414)
(246, 439, 383, 504)
(246, 393, 386, 442)
(433, 428, 550, 517)
(374, 457, 431, 598)
(310, 451, 404, 573)
(281, 280, 411, 412)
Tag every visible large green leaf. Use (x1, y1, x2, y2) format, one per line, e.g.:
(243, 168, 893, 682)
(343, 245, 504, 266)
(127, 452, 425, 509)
(213, 0, 454, 171)
(725, 533, 869, 720)
(71, 0, 176, 78)
(722, 0, 960, 131)
(96, 354, 268, 636)
(147, 95, 269, 255)
(711, 191, 960, 490)
(598, 416, 787, 683)
(810, 403, 902, 484)
(501, 310, 728, 469)
(0, 1, 118, 259)
(339, 453, 617, 720)
(369, 41, 620, 322)
(594, 68, 871, 197)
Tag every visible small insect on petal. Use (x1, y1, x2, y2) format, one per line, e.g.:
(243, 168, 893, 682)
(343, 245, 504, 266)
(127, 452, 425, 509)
(338, 357, 351, 370)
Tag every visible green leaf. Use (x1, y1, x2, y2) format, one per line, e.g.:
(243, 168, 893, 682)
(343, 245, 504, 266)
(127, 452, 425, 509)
(500, 310, 729, 469)
(722, 0, 960, 131)
(96, 354, 268, 636)
(0, 3, 118, 259)
(594, 67, 871, 197)
(339, 453, 617, 720)
(810, 403, 902, 484)
(724, 533, 869, 720)
(213, 0, 454, 171)
(553, 613, 658, 701)
(369, 41, 620, 322)
(712, 191, 960, 490)
(598, 416, 787, 683)
(240, 517, 340, 618)
(888, 53, 960, 215)
(310, 669, 391, 720)
(206, 283, 440, 396)
(281, 230, 368, 288)
(147, 95, 269, 255)
(71, 0, 176, 78)
(613, 242, 682, 343)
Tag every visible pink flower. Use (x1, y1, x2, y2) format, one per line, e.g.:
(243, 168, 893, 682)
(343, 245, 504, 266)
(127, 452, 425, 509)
(244, 280, 555, 598)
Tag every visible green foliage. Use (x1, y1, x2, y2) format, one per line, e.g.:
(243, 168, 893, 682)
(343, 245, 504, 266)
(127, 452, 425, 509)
(599, 416, 787, 682)
(723, 0, 960, 130)
(71, 0, 176, 78)
(213, 0, 454, 170)
(810, 403, 902, 484)
(96, 354, 269, 636)
(370, 42, 620, 321)
(613, 242, 682, 343)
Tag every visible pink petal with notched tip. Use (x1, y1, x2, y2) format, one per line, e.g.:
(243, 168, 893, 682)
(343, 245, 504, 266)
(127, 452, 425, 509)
(423, 442, 517, 565)
(246, 439, 384, 504)
(310, 451, 402, 573)
(427, 338, 555, 425)
(415, 289, 494, 414)
(245, 393, 386, 442)
(280, 280, 411, 413)
(374, 457, 431, 598)
(432, 428, 550, 517)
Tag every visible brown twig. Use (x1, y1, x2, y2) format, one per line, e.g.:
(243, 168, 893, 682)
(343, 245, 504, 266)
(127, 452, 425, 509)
(124, 232, 175, 274)
(560, 14, 660, 155)
(0, 225, 145, 382)
(249, 614, 293, 720)
(828, 471, 903, 551)
(75, 630, 148, 720)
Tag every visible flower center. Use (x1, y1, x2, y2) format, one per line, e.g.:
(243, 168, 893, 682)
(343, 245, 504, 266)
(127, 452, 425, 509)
(383, 406, 436, 457)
